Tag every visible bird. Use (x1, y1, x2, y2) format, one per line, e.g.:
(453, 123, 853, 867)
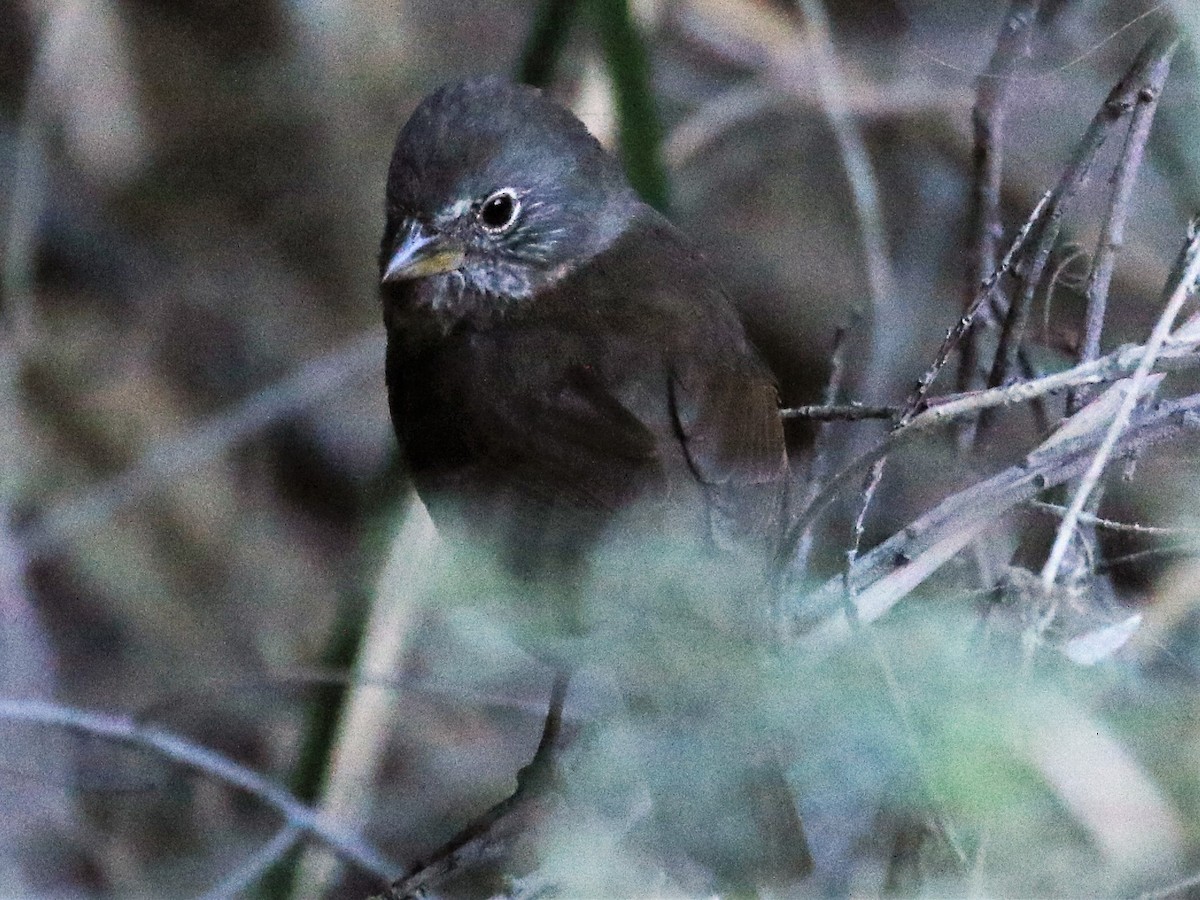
(379, 75, 807, 894)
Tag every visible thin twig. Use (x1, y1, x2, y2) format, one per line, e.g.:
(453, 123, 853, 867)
(780, 402, 898, 422)
(1040, 243, 1089, 346)
(782, 331, 1200, 428)
(22, 331, 383, 556)
(784, 337, 1200, 554)
(1073, 32, 1178, 408)
(907, 192, 1053, 420)
(848, 456, 885, 605)
(197, 826, 304, 900)
(790, 328, 851, 584)
(781, 3, 965, 841)
(1095, 543, 1200, 573)
(797, 0, 895, 327)
(797, 0, 899, 586)
(955, 24, 1042, 852)
(919, 342, 1200, 424)
(1042, 223, 1200, 589)
(394, 674, 569, 899)
(1028, 500, 1196, 537)
(0, 699, 396, 883)
(913, 3, 1170, 83)
(791, 392, 1200, 641)
(959, 0, 1042, 396)
(983, 23, 1181, 401)
(139, 667, 574, 731)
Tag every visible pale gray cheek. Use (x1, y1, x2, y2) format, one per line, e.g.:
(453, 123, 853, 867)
(462, 261, 534, 301)
(424, 272, 465, 312)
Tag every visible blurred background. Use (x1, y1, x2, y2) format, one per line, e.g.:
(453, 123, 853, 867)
(4, 0, 1200, 896)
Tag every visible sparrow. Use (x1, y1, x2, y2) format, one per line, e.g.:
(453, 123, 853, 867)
(380, 76, 788, 579)
(379, 75, 807, 893)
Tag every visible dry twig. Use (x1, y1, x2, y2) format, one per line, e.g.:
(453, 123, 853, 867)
(1028, 500, 1198, 537)
(389, 676, 570, 899)
(1073, 31, 1179, 405)
(1041, 221, 1200, 589)
(959, 0, 1042, 396)
(785, 335, 1200, 555)
(795, 0, 900, 591)
(23, 331, 382, 556)
(780, 401, 898, 422)
(983, 23, 1181, 401)
(789, 328, 851, 586)
(793, 391, 1200, 643)
(813, 21, 1184, 600)
(0, 699, 396, 884)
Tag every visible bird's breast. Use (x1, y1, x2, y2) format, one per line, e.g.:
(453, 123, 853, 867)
(386, 319, 703, 572)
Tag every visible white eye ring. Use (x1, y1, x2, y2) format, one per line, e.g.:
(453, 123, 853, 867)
(478, 188, 521, 233)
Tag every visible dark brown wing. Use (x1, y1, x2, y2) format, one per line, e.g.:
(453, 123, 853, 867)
(671, 359, 788, 555)
(564, 208, 790, 558)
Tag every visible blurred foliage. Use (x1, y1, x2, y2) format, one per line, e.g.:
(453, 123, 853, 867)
(2, 0, 1200, 897)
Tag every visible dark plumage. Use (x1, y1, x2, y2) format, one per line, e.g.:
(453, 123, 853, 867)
(380, 76, 788, 580)
(379, 76, 806, 891)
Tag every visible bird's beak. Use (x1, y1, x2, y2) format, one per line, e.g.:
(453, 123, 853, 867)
(381, 220, 466, 284)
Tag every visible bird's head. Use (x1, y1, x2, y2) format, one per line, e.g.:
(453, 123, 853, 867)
(379, 76, 639, 320)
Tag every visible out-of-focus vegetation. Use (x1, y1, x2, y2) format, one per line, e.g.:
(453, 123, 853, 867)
(4, 0, 1200, 896)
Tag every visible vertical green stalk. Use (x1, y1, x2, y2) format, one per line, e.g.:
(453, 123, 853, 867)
(256, 460, 405, 899)
(589, 0, 669, 211)
(516, 0, 669, 212)
(255, 594, 365, 900)
(517, 0, 581, 88)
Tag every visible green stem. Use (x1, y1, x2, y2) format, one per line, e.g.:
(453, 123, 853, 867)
(589, 0, 669, 211)
(517, 0, 581, 88)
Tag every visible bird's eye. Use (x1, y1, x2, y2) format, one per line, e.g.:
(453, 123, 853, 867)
(478, 189, 520, 233)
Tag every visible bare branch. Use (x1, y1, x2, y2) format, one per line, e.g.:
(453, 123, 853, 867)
(785, 336, 1200, 554)
(780, 334, 1200, 430)
(916, 340, 1200, 427)
(197, 826, 303, 900)
(791, 392, 1200, 645)
(1042, 222, 1200, 589)
(23, 331, 383, 557)
(1028, 500, 1198, 537)
(907, 192, 1052, 421)
(983, 23, 1181, 398)
(1074, 32, 1179, 400)
(959, 0, 1042, 395)
(780, 402, 898, 422)
(0, 699, 396, 884)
